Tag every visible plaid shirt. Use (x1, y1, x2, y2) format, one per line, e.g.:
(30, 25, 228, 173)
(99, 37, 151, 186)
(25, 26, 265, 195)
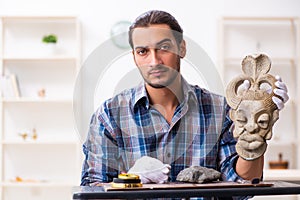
(81, 77, 245, 186)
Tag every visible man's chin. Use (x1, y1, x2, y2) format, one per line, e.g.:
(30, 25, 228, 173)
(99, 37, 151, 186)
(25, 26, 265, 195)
(147, 82, 167, 89)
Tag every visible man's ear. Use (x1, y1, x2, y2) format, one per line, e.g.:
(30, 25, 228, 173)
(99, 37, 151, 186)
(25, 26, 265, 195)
(179, 40, 186, 58)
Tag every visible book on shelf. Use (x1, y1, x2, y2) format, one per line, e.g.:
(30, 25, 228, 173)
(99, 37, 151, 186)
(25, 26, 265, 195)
(0, 74, 21, 98)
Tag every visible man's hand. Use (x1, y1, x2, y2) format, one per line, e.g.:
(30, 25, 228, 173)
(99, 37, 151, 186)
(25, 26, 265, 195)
(272, 75, 289, 110)
(127, 156, 171, 184)
(240, 75, 289, 110)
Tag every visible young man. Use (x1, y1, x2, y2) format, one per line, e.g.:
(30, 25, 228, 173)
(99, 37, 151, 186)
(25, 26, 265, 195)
(81, 10, 288, 187)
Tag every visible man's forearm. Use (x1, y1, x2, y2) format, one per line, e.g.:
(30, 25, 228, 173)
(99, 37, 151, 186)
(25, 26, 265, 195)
(235, 156, 264, 180)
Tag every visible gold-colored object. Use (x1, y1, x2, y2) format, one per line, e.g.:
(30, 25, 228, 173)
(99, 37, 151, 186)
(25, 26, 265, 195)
(111, 173, 142, 188)
(19, 133, 28, 140)
(15, 176, 23, 182)
(111, 182, 143, 188)
(118, 173, 140, 180)
(32, 128, 38, 140)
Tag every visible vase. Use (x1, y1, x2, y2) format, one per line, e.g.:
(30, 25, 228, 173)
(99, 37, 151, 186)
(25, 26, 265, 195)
(43, 43, 57, 56)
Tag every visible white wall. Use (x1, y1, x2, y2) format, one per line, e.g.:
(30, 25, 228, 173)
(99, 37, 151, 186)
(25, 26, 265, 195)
(1, 0, 300, 63)
(78, 0, 300, 63)
(1, 0, 300, 134)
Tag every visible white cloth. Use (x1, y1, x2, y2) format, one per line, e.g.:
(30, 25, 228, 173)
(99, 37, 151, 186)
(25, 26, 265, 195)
(127, 156, 171, 184)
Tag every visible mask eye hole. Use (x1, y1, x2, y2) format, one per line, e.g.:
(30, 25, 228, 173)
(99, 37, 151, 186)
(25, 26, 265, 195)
(257, 113, 270, 129)
(259, 82, 272, 94)
(235, 111, 247, 128)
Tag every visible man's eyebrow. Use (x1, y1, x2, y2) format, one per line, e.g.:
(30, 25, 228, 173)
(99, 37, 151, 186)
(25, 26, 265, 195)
(134, 45, 148, 50)
(156, 38, 172, 45)
(134, 38, 173, 50)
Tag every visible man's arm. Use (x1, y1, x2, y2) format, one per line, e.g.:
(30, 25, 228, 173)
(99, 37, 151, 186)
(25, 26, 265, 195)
(218, 113, 264, 182)
(80, 109, 120, 186)
(236, 156, 264, 180)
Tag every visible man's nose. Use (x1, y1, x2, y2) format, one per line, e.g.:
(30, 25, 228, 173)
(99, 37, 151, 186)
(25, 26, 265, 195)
(149, 50, 162, 66)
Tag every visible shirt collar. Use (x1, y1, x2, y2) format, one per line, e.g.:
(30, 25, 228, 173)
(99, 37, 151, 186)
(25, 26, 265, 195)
(132, 76, 199, 111)
(181, 76, 198, 106)
(132, 82, 149, 110)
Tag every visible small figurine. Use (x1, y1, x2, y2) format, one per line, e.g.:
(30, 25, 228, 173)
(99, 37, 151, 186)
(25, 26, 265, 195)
(269, 153, 289, 169)
(32, 128, 38, 140)
(38, 88, 46, 97)
(19, 132, 28, 140)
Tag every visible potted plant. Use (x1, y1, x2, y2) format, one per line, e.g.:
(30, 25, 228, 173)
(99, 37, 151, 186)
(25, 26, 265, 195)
(42, 34, 58, 54)
(42, 34, 57, 44)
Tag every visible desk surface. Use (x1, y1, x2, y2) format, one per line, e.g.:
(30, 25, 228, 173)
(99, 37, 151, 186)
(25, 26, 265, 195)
(73, 181, 300, 199)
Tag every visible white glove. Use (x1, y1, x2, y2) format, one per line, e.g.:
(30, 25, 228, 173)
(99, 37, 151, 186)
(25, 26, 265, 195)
(127, 156, 171, 184)
(240, 75, 289, 110)
(272, 75, 289, 110)
(239, 79, 250, 92)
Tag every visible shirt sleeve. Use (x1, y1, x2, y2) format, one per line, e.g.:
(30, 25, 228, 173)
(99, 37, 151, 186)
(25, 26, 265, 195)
(80, 108, 120, 186)
(218, 106, 245, 183)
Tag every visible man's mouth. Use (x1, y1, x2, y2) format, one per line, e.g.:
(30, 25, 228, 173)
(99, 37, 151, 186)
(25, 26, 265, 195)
(150, 70, 164, 76)
(149, 67, 168, 76)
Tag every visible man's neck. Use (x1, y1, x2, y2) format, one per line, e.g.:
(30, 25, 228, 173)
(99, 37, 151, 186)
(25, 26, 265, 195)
(145, 76, 183, 123)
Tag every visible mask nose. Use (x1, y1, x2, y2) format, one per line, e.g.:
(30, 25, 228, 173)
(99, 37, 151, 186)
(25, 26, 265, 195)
(245, 122, 259, 133)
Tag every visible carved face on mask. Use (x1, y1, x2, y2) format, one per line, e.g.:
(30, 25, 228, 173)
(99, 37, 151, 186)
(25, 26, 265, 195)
(230, 100, 279, 160)
(226, 54, 280, 160)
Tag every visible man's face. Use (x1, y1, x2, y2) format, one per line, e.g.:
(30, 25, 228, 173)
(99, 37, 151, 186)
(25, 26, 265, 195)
(131, 24, 185, 88)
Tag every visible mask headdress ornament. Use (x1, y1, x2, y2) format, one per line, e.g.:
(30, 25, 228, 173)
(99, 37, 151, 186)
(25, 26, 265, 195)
(226, 54, 280, 160)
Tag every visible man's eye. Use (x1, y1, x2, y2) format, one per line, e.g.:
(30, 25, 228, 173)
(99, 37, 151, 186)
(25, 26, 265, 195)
(136, 49, 147, 55)
(160, 44, 170, 50)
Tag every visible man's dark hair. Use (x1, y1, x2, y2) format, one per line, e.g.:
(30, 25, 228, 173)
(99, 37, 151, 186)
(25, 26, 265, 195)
(128, 10, 183, 49)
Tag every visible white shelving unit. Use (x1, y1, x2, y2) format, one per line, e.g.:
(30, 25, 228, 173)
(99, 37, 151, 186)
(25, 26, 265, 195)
(219, 16, 300, 180)
(0, 16, 81, 200)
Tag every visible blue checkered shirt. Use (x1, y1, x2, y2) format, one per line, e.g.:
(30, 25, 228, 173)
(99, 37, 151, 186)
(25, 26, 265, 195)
(81, 77, 245, 187)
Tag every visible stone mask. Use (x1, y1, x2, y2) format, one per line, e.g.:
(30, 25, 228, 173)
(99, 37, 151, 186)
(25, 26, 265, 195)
(226, 54, 279, 160)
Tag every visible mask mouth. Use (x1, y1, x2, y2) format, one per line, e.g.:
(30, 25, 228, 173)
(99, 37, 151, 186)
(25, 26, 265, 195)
(235, 133, 267, 161)
(238, 133, 265, 150)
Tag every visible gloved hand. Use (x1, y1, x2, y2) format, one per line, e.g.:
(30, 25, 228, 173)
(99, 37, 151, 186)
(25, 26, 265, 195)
(272, 75, 289, 110)
(240, 75, 289, 110)
(127, 156, 171, 184)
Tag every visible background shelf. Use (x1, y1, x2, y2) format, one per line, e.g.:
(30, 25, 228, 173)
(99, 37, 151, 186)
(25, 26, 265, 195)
(219, 16, 300, 172)
(0, 15, 81, 200)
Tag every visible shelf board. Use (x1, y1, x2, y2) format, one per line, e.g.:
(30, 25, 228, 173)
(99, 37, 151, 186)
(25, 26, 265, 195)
(1, 181, 76, 187)
(263, 169, 300, 181)
(1, 15, 78, 20)
(3, 56, 78, 62)
(223, 16, 297, 20)
(224, 57, 296, 64)
(268, 139, 297, 146)
(1, 16, 79, 25)
(1, 97, 72, 103)
(2, 140, 79, 145)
